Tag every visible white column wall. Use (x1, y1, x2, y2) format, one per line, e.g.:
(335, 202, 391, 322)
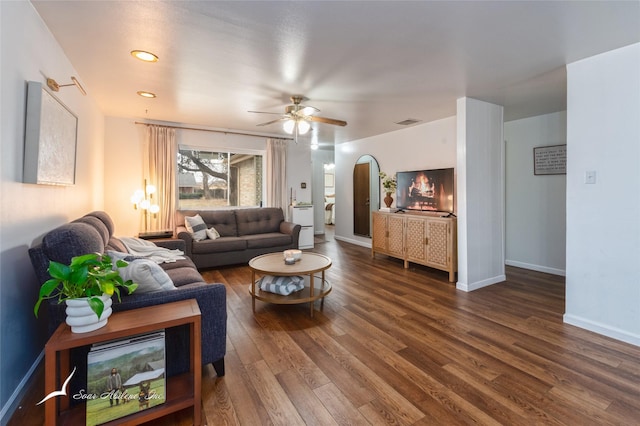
(456, 98, 506, 291)
(564, 43, 640, 346)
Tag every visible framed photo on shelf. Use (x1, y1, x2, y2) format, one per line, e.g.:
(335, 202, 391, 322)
(86, 331, 166, 426)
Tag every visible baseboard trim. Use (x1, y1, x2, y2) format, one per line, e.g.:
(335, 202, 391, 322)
(456, 274, 506, 292)
(563, 314, 640, 347)
(334, 235, 371, 249)
(506, 259, 566, 276)
(0, 351, 43, 424)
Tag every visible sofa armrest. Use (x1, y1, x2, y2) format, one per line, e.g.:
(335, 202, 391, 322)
(153, 238, 186, 252)
(280, 221, 301, 249)
(176, 226, 194, 257)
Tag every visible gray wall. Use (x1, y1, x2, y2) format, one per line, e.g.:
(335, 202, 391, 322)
(1, 2, 106, 420)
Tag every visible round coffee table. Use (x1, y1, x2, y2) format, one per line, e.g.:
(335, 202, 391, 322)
(248, 252, 332, 317)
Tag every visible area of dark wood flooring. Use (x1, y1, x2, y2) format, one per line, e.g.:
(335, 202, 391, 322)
(9, 236, 640, 425)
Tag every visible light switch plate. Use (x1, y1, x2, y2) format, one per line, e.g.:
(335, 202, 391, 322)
(585, 171, 596, 184)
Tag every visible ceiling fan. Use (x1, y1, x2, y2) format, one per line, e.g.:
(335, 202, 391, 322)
(249, 95, 347, 140)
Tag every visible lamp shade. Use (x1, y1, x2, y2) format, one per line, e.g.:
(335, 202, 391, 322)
(283, 120, 295, 134)
(297, 120, 310, 135)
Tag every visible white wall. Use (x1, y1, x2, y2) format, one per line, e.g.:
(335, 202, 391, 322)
(104, 117, 312, 236)
(456, 98, 505, 292)
(504, 112, 567, 276)
(564, 43, 640, 346)
(334, 117, 457, 247)
(0, 2, 106, 420)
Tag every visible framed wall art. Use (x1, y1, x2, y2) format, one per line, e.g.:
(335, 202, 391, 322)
(533, 144, 566, 175)
(23, 81, 77, 185)
(324, 173, 334, 187)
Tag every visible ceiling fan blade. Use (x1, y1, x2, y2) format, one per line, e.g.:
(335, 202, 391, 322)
(309, 116, 347, 126)
(300, 105, 320, 115)
(248, 110, 284, 115)
(256, 118, 286, 127)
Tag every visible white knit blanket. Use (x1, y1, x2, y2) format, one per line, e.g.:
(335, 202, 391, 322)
(119, 237, 186, 264)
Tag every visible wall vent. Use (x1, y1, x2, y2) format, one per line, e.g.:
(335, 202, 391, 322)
(395, 118, 422, 126)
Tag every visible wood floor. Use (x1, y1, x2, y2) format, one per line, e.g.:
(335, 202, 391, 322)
(10, 237, 640, 425)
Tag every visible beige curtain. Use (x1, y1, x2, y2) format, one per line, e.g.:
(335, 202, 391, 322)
(145, 125, 177, 232)
(266, 138, 288, 210)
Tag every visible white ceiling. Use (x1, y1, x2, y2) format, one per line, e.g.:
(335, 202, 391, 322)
(32, 1, 640, 147)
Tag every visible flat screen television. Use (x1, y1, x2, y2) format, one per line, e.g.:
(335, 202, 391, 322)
(395, 168, 455, 213)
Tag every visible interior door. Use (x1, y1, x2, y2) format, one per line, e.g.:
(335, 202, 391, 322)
(353, 162, 371, 236)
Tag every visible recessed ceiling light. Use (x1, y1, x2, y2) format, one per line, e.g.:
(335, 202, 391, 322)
(131, 50, 159, 62)
(137, 91, 156, 98)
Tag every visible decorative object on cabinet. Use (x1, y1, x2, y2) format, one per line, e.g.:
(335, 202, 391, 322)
(379, 171, 397, 208)
(372, 211, 457, 282)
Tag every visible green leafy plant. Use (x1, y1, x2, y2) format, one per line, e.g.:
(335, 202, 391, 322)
(34, 253, 138, 319)
(379, 171, 397, 193)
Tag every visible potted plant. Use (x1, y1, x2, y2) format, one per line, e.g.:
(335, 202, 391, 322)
(379, 171, 397, 208)
(34, 253, 138, 333)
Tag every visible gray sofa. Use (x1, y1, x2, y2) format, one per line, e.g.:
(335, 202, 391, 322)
(176, 208, 301, 269)
(28, 211, 227, 380)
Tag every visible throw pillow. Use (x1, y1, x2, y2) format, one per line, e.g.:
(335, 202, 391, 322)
(116, 258, 177, 294)
(184, 214, 207, 241)
(206, 226, 220, 240)
(258, 275, 305, 296)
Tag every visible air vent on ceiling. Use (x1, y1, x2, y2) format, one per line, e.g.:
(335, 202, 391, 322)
(395, 118, 422, 126)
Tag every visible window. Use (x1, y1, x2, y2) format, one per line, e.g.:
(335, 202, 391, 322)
(177, 147, 264, 209)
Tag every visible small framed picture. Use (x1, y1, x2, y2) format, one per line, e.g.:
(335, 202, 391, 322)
(324, 174, 334, 187)
(533, 144, 567, 175)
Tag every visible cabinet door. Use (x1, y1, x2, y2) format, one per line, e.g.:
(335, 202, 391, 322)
(405, 216, 428, 263)
(387, 215, 405, 257)
(425, 220, 450, 268)
(372, 213, 388, 252)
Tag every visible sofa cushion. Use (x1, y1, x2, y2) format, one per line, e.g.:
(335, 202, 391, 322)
(72, 215, 110, 246)
(236, 208, 283, 236)
(185, 214, 208, 241)
(243, 233, 293, 249)
(106, 236, 128, 253)
(206, 227, 220, 240)
(159, 258, 198, 271)
(42, 223, 104, 265)
(117, 258, 177, 293)
(191, 237, 247, 254)
(165, 267, 208, 287)
(200, 210, 238, 237)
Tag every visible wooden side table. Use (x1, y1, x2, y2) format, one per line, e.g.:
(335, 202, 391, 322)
(44, 299, 202, 425)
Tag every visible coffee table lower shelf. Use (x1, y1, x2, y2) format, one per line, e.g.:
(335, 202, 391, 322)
(249, 275, 332, 314)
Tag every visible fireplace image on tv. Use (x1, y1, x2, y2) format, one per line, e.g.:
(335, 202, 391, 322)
(396, 168, 454, 213)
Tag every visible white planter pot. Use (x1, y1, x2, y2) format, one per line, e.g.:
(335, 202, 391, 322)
(65, 294, 112, 333)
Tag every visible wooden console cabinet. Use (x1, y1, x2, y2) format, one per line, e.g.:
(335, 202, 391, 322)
(372, 211, 457, 282)
(44, 299, 202, 426)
